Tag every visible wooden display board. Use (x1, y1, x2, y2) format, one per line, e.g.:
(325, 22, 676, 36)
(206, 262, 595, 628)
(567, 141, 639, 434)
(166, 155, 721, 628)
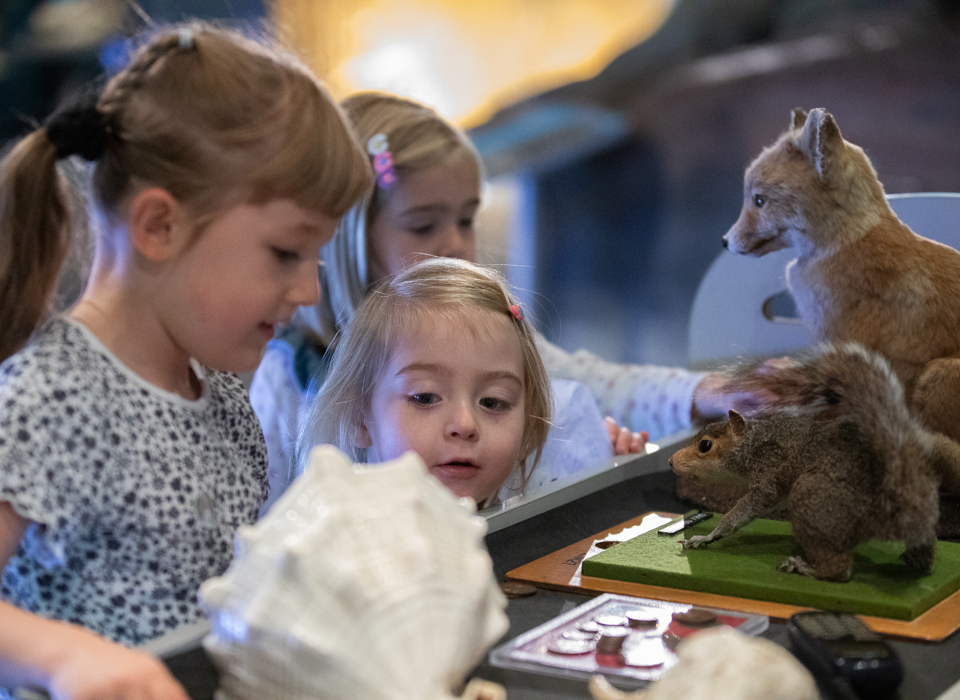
(505, 512, 960, 641)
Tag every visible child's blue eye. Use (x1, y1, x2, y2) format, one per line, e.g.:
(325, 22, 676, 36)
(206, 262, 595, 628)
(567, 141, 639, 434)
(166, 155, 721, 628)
(480, 397, 510, 410)
(410, 393, 439, 405)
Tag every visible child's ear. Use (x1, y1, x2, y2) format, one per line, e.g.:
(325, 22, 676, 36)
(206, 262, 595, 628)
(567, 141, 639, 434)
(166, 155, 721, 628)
(355, 415, 372, 449)
(128, 187, 188, 261)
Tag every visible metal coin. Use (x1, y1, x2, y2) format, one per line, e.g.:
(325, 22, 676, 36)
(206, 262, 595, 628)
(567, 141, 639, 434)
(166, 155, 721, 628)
(576, 620, 600, 633)
(595, 614, 630, 627)
(672, 607, 717, 626)
(596, 627, 631, 654)
(623, 639, 670, 668)
(562, 629, 597, 641)
(499, 581, 537, 599)
(625, 610, 660, 628)
(547, 637, 596, 655)
(662, 630, 682, 651)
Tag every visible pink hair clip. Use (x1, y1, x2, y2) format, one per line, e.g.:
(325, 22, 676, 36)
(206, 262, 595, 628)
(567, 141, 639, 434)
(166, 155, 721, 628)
(509, 304, 524, 321)
(367, 133, 397, 189)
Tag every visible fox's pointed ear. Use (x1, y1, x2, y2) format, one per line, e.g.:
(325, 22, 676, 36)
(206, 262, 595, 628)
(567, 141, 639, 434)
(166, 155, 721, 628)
(728, 410, 747, 436)
(790, 107, 808, 130)
(797, 108, 843, 181)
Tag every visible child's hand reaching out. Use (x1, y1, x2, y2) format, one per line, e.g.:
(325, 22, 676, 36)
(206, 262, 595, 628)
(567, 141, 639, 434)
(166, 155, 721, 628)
(46, 631, 189, 700)
(0, 594, 189, 700)
(604, 416, 648, 456)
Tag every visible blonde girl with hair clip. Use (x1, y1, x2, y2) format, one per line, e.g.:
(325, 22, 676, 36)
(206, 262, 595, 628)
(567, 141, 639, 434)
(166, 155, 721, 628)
(299, 257, 552, 506)
(252, 91, 757, 505)
(0, 23, 370, 700)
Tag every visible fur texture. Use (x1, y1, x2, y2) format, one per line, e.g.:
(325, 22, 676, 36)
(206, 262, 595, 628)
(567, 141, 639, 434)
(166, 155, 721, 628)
(723, 107, 960, 444)
(668, 344, 948, 581)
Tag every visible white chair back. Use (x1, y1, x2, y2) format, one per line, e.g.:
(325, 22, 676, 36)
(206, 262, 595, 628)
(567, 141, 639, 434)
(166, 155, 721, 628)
(687, 193, 960, 370)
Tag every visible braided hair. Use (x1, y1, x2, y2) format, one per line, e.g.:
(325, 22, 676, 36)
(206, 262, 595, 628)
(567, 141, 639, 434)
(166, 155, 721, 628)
(0, 23, 371, 363)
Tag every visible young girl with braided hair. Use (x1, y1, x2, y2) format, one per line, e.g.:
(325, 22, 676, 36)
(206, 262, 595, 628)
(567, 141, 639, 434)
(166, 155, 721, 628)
(0, 24, 370, 700)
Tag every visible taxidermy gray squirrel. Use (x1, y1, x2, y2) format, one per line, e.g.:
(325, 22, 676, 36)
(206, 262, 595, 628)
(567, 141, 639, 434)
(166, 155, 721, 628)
(668, 343, 960, 581)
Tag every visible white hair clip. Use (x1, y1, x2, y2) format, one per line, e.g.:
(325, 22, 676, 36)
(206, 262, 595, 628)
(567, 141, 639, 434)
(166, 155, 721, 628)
(367, 133, 396, 188)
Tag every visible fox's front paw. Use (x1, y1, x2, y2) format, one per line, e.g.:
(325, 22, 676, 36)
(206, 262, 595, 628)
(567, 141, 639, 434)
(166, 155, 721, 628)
(681, 535, 713, 549)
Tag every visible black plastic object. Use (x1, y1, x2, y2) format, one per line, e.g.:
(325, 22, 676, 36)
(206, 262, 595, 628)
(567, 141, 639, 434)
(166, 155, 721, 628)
(788, 611, 903, 699)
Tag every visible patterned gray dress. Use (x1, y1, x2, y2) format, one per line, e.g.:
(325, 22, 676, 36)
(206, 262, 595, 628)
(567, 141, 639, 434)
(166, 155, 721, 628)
(0, 318, 267, 647)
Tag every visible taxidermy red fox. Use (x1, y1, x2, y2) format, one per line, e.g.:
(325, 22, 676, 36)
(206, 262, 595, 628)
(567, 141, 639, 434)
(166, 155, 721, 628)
(723, 108, 960, 444)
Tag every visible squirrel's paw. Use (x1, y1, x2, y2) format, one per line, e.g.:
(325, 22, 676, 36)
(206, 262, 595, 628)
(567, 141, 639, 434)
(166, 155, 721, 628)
(900, 546, 935, 574)
(778, 556, 817, 577)
(681, 535, 713, 549)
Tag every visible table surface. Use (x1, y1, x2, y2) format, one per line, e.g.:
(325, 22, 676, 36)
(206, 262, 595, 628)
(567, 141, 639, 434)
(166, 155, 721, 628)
(163, 469, 960, 700)
(479, 469, 960, 700)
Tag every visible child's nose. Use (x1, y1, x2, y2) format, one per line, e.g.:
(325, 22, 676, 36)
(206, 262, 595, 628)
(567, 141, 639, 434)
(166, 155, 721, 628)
(437, 224, 472, 260)
(447, 403, 479, 441)
(289, 262, 322, 307)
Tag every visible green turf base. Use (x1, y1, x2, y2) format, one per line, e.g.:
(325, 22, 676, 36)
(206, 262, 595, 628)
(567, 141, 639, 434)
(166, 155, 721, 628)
(581, 515, 960, 620)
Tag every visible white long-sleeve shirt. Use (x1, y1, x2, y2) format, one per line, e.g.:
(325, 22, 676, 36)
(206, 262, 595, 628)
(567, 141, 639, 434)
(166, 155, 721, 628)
(535, 335, 705, 441)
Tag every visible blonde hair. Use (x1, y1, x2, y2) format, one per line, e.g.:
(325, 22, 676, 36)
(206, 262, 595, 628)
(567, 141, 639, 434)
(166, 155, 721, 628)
(0, 22, 372, 363)
(304, 91, 483, 344)
(300, 257, 551, 492)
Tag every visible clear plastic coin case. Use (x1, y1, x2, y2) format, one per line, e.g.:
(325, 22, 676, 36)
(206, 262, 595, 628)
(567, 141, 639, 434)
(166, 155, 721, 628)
(489, 593, 769, 687)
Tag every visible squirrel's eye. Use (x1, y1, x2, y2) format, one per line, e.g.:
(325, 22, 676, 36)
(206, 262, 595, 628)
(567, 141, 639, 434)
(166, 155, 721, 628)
(753, 194, 767, 208)
(698, 439, 713, 454)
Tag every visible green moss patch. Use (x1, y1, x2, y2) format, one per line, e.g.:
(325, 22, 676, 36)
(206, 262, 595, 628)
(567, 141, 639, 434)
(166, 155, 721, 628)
(581, 515, 960, 620)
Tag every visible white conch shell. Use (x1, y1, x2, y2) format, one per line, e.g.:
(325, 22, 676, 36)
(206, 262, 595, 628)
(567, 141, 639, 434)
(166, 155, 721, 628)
(588, 627, 818, 700)
(199, 445, 509, 700)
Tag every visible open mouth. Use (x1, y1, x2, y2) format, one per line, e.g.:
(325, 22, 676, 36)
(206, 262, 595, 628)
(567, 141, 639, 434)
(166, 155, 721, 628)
(433, 461, 480, 478)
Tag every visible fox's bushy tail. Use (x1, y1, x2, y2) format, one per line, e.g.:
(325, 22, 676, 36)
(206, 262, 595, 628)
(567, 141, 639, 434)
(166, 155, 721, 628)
(724, 343, 938, 498)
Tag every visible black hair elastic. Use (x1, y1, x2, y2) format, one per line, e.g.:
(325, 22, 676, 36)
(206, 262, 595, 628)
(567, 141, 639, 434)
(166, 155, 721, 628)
(44, 89, 109, 161)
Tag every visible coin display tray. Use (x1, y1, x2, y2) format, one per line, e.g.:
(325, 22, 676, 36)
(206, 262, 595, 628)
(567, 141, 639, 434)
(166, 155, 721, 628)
(488, 592, 768, 688)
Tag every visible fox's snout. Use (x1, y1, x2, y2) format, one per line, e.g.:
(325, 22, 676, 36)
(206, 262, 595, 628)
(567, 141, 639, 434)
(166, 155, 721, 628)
(723, 215, 756, 255)
(724, 210, 789, 257)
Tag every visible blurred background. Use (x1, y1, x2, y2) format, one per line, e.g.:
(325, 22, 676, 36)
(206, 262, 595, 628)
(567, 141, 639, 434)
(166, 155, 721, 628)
(3, 0, 959, 369)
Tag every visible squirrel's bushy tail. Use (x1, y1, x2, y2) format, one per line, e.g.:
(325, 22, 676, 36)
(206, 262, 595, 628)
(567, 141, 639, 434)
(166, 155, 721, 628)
(724, 343, 935, 499)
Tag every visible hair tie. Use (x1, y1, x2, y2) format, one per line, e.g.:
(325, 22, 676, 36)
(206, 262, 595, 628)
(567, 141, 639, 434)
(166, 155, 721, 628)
(509, 304, 524, 321)
(367, 133, 397, 189)
(44, 89, 109, 161)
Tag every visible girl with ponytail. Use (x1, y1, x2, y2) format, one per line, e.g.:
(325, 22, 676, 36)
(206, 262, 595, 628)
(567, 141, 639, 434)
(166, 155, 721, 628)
(0, 23, 369, 700)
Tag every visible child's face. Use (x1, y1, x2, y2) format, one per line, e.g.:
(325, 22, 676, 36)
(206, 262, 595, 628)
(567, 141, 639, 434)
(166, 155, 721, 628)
(163, 199, 338, 373)
(367, 152, 480, 282)
(360, 310, 527, 503)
